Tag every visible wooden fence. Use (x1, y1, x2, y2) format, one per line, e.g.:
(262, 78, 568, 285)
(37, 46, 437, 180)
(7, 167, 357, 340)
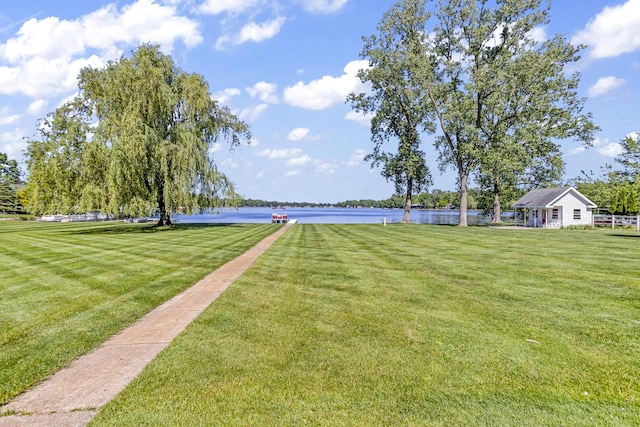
(593, 215, 640, 231)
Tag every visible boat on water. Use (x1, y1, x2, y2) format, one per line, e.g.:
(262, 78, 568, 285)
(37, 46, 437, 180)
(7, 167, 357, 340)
(271, 207, 288, 223)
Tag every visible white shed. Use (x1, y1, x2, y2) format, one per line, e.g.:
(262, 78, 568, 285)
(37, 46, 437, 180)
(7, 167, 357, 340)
(512, 187, 597, 228)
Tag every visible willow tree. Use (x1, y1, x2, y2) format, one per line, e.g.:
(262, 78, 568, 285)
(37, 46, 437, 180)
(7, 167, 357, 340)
(26, 102, 106, 215)
(425, 0, 597, 226)
(348, 0, 434, 223)
(26, 45, 249, 225)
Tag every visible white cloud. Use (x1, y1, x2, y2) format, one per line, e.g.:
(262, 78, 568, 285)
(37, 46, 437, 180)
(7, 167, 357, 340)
(573, 0, 640, 59)
(0, 107, 20, 126)
(590, 137, 623, 158)
(288, 127, 310, 141)
(287, 154, 312, 166)
(345, 110, 373, 126)
(216, 17, 286, 50)
(198, 0, 347, 17)
(347, 149, 367, 167)
(257, 147, 313, 168)
(300, 0, 349, 14)
(100, 0, 202, 50)
(0, 0, 202, 98)
(287, 127, 322, 142)
(237, 17, 286, 44)
(284, 59, 369, 110)
(567, 146, 586, 155)
(587, 76, 626, 97)
(567, 136, 624, 157)
(0, 128, 26, 157)
(528, 26, 547, 43)
(597, 142, 623, 157)
(212, 88, 241, 105)
(246, 81, 279, 103)
(239, 104, 268, 121)
(0, 55, 104, 98)
(27, 99, 48, 116)
(315, 161, 337, 174)
(257, 148, 303, 159)
(285, 170, 300, 177)
(197, 0, 263, 15)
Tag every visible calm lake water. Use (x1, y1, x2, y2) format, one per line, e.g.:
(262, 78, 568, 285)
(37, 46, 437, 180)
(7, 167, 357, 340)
(174, 207, 491, 225)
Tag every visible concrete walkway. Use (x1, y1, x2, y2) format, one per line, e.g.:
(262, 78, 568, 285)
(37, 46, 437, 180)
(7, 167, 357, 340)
(0, 222, 294, 427)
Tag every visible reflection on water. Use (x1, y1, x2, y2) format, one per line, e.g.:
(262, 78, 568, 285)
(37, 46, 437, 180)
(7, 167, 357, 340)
(174, 207, 495, 225)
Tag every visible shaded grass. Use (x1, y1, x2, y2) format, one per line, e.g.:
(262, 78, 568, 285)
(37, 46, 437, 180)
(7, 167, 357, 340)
(91, 224, 639, 426)
(0, 221, 282, 405)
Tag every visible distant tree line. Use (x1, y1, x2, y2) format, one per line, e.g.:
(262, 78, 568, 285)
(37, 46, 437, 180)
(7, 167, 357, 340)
(241, 187, 530, 212)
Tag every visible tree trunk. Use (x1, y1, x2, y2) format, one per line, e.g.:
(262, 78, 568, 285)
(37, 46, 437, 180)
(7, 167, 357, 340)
(157, 212, 172, 227)
(458, 173, 469, 227)
(402, 178, 413, 223)
(491, 181, 502, 224)
(156, 193, 172, 227)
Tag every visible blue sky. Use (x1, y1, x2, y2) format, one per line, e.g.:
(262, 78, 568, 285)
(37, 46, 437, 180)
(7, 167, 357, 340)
(0, 0, 638, 203)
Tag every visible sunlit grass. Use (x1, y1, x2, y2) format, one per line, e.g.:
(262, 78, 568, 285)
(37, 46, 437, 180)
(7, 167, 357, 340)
(0, 221, 281, 405)
(92, 225, 640, 426)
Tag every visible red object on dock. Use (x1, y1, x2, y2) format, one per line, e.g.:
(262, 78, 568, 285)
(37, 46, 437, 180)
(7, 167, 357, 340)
(271, 212, 288, 223)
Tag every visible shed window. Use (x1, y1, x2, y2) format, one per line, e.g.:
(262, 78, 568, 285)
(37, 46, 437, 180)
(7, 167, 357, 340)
(573, 209, 581, 220)
(552, 209, 559, 220)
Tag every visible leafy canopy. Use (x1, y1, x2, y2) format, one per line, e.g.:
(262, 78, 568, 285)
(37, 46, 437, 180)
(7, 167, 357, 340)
(354, 0, 597, 226)
(425, 0, 597, 225)
(0, 152, 21, 213)
(26, 45, 250, 223)
(348, 0, 435, 222)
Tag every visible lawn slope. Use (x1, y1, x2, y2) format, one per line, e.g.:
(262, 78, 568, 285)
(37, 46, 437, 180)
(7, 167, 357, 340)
(92, 225, 639, 426)
(0, 221, 281, 405)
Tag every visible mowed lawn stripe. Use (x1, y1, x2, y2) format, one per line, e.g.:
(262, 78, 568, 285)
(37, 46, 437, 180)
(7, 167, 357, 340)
(91, 224, 639, 426)
(0, 221, 282, 405)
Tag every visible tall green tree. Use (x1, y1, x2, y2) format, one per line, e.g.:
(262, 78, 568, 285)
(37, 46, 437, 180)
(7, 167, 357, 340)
(348, 0, 434, 223)
(570, 166, 617, 214)
(26, 102, 104, 215)
(608, 134, 640, 215)
(610, 182, 639, 216)
(615, 133, 640, 180)
(476, 135, 564, 222)
(26, 45, 250, 225)
(0, 184, 14, 213)
(0, 152, 21, 213)
(0, 152, 20, 184)
(424, 0, 596, 226)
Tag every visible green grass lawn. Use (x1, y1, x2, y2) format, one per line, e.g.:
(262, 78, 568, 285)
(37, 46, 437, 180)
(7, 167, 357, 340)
(0, 221, 281, 405)
(86, 224, 640, 426)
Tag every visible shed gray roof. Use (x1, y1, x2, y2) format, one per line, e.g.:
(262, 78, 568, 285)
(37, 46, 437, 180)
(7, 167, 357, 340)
(512, 187, 597, 208)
